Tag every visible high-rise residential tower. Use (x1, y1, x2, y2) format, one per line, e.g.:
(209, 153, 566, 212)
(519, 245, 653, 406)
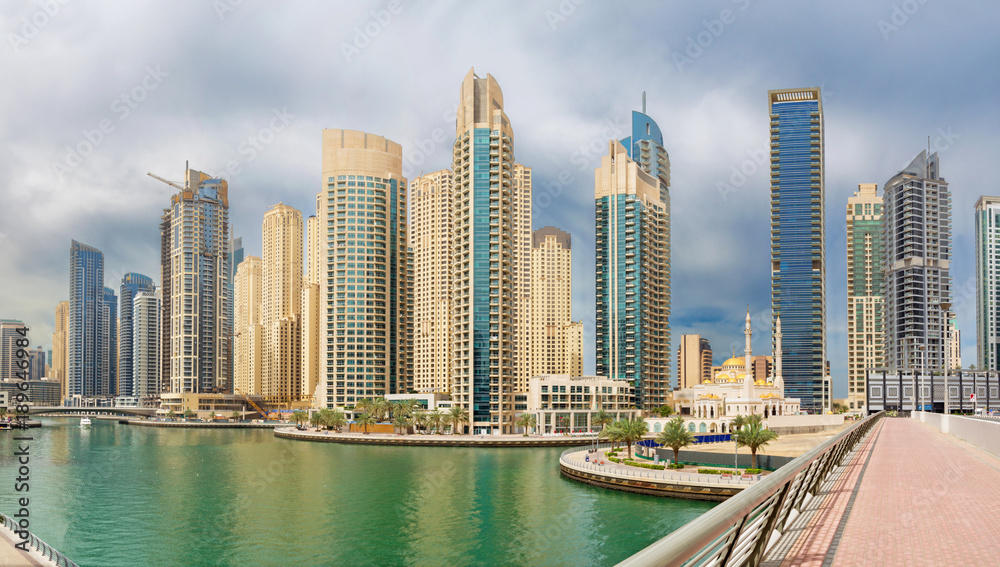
(319, 129, 411, 408)
(975, 196, 1000, 370)
(452, 68, 532, 433)
(0, 320, 27, 382)
(159, 166, 231, 393)
(677, 335, 713, 390)
(512, 163, 533, 393)
(411, 170, 455, 395)
(52, 301, 69, 400)
(227, 235, 244, 387)
(102, 286, 117, 395)
(261, 203, 303, 406)
(132, 289, 161, 398)
(883, 151, 951, 371)
(68, 240, 106, 397)
(846, 184, 884, 414)
(595, 110, 671, 410)
(300, 212, 322, 404)
(118, 273, 154, 397)
(529, 227, 582, 377)
(234, 256, 263, 396)
(768, 88, 826, 412)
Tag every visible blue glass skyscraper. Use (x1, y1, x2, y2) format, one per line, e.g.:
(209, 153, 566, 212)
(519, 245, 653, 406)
(119, 272, 154, 396)
(103, 286, 117, 395)
(595, 100, 671, 409)
(69, 240, 105, 397)
(769, 88, 826, 412)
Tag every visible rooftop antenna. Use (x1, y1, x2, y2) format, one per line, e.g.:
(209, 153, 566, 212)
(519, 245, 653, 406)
(642, 91, 646, 114)
(926, 136, 930, 178)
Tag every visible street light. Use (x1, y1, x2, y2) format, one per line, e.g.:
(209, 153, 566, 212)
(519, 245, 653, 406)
(940, 301, 952, 415)
(918, 345, 926, 414)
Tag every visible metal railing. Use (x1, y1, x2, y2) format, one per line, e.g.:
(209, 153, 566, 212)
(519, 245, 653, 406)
(617, 411, 885, 567)
(0, 513, 79, 567)
(560, 444, 758, 487)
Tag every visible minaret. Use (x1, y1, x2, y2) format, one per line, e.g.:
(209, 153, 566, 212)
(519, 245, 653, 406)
(744, 307, 753, 376)
(774, 316, 784, 394)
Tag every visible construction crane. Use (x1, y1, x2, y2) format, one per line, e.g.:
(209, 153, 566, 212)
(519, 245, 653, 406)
(234, 387, 269, 420)
(147, 171, 185, 191)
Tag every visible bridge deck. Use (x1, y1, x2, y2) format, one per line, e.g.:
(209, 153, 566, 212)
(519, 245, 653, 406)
(0, 520, 54, 566)
(765, 417, 1000, 566)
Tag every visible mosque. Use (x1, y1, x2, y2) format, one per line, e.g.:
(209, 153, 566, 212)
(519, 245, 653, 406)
(666, 310, 801, 434)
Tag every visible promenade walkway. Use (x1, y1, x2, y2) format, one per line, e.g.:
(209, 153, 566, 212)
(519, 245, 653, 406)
(764, 417, 1000, 566)
(0, 520, 56, 566)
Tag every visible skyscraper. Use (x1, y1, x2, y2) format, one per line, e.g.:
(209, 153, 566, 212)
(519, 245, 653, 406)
(0, 320, 27, 382)
(227, 235, 244, 388)
(160, 166, 231, 393)
(975, 196, 1000, 370)
(883, 151, 951, 371)
(234, 256, 263, 396)
(102, 286, 117, 395)
(529, 227, 582, 377)
(118, 273, 154, 397)
(28, 346, 45, 381)
(132, 289, 161, 399)
(300, 213, 322, 404)
(595, 108, 671, 410)
(319, 129, 411, 408)
(411, 169, 455, 395)
(261, 203, 303, 407)
(69, 240, 105, 397)
(677, 335, 713, 390)
(452, 68, 531, 433)
(512, 163, 533, 393)
(52, 301, 69, 400)
(768, 88, 826, 412)
(846, 184, 884, 414)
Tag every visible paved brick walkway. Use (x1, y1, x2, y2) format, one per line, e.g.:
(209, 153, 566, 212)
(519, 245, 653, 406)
(769, 418, 1000, 566)
(0, 521, 48, 566)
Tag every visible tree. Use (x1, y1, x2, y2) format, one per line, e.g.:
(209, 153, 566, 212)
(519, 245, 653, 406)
(734, 415, 778, 469)
(373, 398, 392, 422)
(447, 406, 469, 435)
(356, 398, 375, 419)
(656, 416, 695, 466)
(355, 412, 376, 434)
(183, 409, 195, 419)
(592, 409, 614, 431)
(599, 421, 624, 451)
(619, 417, 649, 459)
(310, 411, 324, 430)
(656, 405, 674, 418)
(515, 413, 537, 436)
(166, 409, 176, 420)
(730, 414, 747, 433)
(428, 409, 444, 434)
(230, 410, 241, 421)
(0, 407, 8, 420)
(392, 412, 411, 435)
(292, 410, 308, 426)
(832, 402, 849, 415)
(413, 411, 429, 434)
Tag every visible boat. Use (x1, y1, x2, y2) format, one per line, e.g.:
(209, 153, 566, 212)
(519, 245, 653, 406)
(80, 417, 92, 427)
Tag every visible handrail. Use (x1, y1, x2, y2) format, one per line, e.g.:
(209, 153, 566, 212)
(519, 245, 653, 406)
(0, 513, 80, 567)
(617, 411, 885, 567)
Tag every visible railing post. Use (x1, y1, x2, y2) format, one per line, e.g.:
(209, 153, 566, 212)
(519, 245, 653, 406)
(747, 481, 793, 564)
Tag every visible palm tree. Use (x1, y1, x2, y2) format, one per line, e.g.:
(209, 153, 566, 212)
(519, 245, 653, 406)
(730, 414, 747, 433)
(656, 416, 694, 466)
(230, 410, 241, 422)
(355, 412, 376, 434)
(374, 398, 392, 422)
(309, 412, 323, 430)
(599, 421, 624, 451)
(392, 412, 411, 435)
(620, 417, 649, 459)
(734, 417, 778, 469)
(428, 409, 444, 434)
(515, 413, 536, 436)
(413, 411, 429, 434)
(447, 406, 469, 435)
(356, 398, 375, 418)
(292, 410, 308, 426)
(183, 409, 195, 420)
(166, 409, 176, 420)
(592, 409, 613, 432)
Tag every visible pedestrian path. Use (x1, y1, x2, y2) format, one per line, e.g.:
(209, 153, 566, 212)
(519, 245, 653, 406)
(0, 520, 50, 566)
(765, 417, 1000, 566)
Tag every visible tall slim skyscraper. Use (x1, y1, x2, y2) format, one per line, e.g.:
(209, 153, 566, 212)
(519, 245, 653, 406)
(677, 335, 713, 390)
(102, 286, 117, 395)
(883, 151, 951, 371)
(300, 212, 322, 404)
(595, 109, 671, 410)
(769, 88, 826, 411)
(512, 164, 533, 393)
(261, 203, 303, 406)
(846, 184, 884, 414)
(530, 227, 582, 377)
(0, 320, 27, 382)
(69, 240, 105, 397)
(132, 289, 161, 398)
(411, 170, 455, 395)
(452, 68, 532, 433)
(118, 273, 154, 397)
(28, 346, 46, 382)
(974, 196, 1000, 370)
(234, 256, 263, 396)
(227, 235, 244, 387)
(160, 166, 231, 393)
(52, 301, 69, 400)
(319, 129, 411, 408)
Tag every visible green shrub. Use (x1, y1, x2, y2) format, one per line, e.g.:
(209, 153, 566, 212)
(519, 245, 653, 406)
(667, 463, 685, 469)
(607, 455, 622, 464)
(623, 459, 665, 470)
(745, 468, 762, 474)
(698, 468, 728, 474)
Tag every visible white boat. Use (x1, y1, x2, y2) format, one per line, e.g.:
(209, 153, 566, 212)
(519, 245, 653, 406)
(80, 417, 92, 427)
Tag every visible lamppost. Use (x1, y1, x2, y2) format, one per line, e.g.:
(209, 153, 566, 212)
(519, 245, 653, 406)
(918, 344, 926, 414)
(940, 301, 952, 415)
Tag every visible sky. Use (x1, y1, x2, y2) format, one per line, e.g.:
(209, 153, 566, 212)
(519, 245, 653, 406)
(2, 0, 998, 398)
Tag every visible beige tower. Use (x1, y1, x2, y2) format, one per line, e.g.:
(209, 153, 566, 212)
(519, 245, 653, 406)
(262, 203, 303, 407)
(52, 300, 69, 400)
(300, 211, 322, 405)
(677, 335, 712, 390)
(513, 164, 533, 392)
(411, 170, 455, 394)
(234, 256, 263, 396)
(846, 183, 884, 413)
(529, 227, 581, 377)
(319, 129, 411, 408)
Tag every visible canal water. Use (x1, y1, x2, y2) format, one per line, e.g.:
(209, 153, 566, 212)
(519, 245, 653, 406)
(1, 418, 714, 566)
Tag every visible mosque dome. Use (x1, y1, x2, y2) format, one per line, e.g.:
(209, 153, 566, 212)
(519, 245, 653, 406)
(722, 356, 745, 367)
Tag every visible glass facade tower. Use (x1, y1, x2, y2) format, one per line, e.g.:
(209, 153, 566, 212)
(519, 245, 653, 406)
(846, 184, 884, 413)
(119, 272, 154, 396)
(976, 195, 1000, 370)
(769, 88, 826, 412)
(69, 240, 106, 397)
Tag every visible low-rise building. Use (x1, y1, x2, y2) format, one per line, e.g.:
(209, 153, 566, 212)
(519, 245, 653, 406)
(524, 374, 639, 434)
(0, 378, 63, 406)
(160, 392, 268, 418)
